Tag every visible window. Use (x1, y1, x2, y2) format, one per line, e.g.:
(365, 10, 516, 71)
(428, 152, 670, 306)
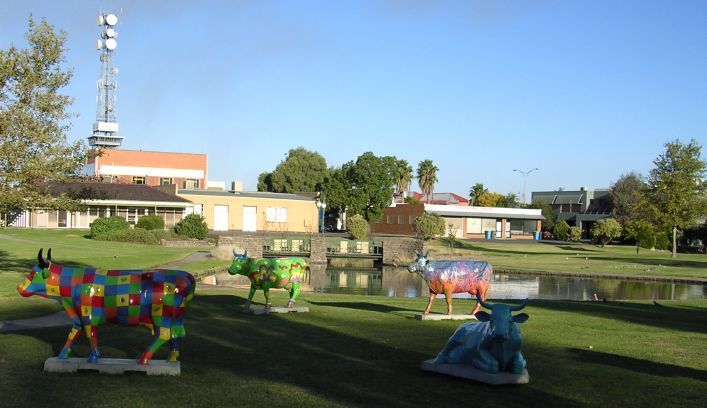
(183, 179, 200, 189)
(467, 218, 496, 234)
(409, 215, 415, 225)
(397, 215, 403, 224)
(265, 207, 287, 223)
(160, 177, 173, 185)
(386, 215, 392, 224)
(132, 176, 145, 185)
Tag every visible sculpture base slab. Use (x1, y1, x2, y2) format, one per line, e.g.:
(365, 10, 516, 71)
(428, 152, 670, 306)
(243, 307, 310, 316)
(44, 357, 180, 376)
(415, 313, 477, 321)
(421, 359, 529, 385)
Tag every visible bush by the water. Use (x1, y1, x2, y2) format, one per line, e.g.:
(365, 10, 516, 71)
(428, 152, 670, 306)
(568, 226, 582, 242)
(174, 214, 209, 239)
(136, 215, 165, 231)
(655, 231, 670, 250)
(554, 220, 570, 241)
(347, 214, 369, 240)
(90, 216, 129, 237)
(416, 212, 446, 240)
(93, 228, 159, 245)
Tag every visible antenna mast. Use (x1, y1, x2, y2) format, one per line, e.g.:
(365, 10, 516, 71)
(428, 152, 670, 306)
(88, 12, 124, 149)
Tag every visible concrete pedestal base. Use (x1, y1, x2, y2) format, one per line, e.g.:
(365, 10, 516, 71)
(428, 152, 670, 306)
(415, 313, 477, 321)
(421, 359, 529, 385)
(44, 357, 180, 376)
(243, 307, 309, 316)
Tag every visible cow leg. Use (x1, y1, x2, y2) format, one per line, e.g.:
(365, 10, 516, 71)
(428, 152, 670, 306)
(58, 324, 82, 359)
(423, 289, 436, 314)
(472, 349, 500, 373)
(444, 289, 453, 315)
(287, 284, 301, 308)
(139, 326, 170, 365)
(263, 286, 272, 308)
(167, 319, 186, 362)
(511, 351, 527, 374)
(244, 284, 257, 309)
(83, 326, 100, 363)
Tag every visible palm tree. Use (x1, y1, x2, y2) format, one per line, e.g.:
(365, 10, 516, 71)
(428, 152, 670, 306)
(469, 182, 488, 206)
(416, 159, 439, 203)
(395, 160, 413, 198)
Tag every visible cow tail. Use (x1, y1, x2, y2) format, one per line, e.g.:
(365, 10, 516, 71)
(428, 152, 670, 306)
(185, 274, 196, 303)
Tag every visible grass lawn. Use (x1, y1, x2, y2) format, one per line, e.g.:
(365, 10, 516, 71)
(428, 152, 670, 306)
(428, 238, 707, 281)
(0, 288, 705, 407)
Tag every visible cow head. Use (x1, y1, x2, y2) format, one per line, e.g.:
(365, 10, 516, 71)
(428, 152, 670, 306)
(227, 249, 250, 276)
(17, 248, 53, 298)
(407, 249, 429, 274)
(475, 296, 529, 342)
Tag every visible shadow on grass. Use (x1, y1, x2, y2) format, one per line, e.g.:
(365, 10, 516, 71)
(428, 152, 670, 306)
(531, 300, 707, 335)
(307, 300, 420, 314)
(568, 348, 707, 382)
(2, 293, 583, 407)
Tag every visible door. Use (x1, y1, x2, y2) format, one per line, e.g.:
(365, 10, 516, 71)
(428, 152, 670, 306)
(242, 206, 257, 232)
(213, 205, 229, 231)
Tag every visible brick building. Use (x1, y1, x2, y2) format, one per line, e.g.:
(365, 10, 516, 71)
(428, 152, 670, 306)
(83, 149, 208, 189)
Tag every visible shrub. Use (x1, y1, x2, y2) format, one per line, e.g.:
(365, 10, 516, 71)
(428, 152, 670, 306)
(591, 218, 622, 247)
(625, 220, 656, 249)
(554, 220, 570, 241)
(136, 215, 165, 231)
(347, 214, 369, 240)
(568, 226, 582, 242)
(151, 229, 186, 242)
(93, 228, 159, 245)
(655, 231, 670, 250)
(174, 214, 209, 239)
(416, 212, 446, 241)
(90, 216, 129, 237)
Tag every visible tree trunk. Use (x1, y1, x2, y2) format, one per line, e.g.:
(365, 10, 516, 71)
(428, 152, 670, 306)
(672, 225, 677, 258)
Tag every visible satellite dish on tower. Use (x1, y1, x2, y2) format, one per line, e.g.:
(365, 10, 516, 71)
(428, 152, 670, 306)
(105, 28, 116, 38)
(105, 38, 117, 50)
(97, 15, 105, 25)
(105, 14, 118, 26)
(96, 39, 103, 50)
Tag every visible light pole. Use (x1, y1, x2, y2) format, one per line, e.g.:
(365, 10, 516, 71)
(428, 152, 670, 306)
(513, 168, 539, 204)
(316, 199, 327, 234)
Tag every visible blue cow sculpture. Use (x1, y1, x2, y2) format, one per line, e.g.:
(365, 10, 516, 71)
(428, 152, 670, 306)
(433, 296, 529, 374)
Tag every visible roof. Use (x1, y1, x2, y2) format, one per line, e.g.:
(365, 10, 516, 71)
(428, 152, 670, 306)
(48, 182, 192, 203)
(178, 189, 316, 201)
(424, 204, 545, 220)
(411, 192, 469, 205)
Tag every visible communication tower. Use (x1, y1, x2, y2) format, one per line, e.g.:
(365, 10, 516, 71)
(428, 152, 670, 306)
(88, 12, 124, 148)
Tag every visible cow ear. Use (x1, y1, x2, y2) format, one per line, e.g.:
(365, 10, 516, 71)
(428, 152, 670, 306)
(513, 313, 529, 324)
(475, 311, 491, 321)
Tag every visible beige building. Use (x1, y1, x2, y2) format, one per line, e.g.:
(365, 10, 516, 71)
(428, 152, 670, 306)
(177, 189, 319, 233)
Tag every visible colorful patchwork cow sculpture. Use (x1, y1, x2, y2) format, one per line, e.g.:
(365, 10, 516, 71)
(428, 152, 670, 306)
(17, 249, 196, 365)
(433, 297, 529, 374)
(407, 250, 492, 315)
(227, 250, 307, 308)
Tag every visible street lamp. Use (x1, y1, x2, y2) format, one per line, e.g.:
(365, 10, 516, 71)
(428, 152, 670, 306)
(316, 199, 327, 234)
(513, 168, 539, 204)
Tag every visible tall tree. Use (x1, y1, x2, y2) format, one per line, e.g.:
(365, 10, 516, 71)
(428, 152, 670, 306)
(610, 172, 649, 228)
(394, 159, 413, 197)
(475, 191, 504, 207)
(257, 147, 327, 193)
(0, 17, 85, 224)
(499, 193, 521, 208)
(531, 199, 557, 232)
(648, 139, 707, 258)
(416, 159, 438, 203)
(469, 183, 488, 206)
(322, 152, 397, 222)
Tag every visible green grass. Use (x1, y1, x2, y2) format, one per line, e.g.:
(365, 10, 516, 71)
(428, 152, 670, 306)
(431, 238, 707, 280)
(1, 288, 705, 407)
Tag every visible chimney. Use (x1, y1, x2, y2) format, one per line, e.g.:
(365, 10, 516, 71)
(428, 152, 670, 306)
(231, 180, 243, 192)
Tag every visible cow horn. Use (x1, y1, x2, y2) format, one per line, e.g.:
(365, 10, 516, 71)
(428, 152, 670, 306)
(510, 298, 529, 312)
(424, 250, 429, 257)
(477, 294, 493, 310)
(414, 249, 420, 257)
(37, 248, 48, 269)
(243, 249, 248, 258)
(232, 249, 238, 259)
(47, 248, 52, 262)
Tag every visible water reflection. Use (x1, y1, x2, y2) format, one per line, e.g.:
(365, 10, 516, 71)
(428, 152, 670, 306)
(308, 265, 705, 301)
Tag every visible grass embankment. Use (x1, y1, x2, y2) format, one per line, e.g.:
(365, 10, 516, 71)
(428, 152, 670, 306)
(428, 238, 707, 281)
(0, 288, 705, 407)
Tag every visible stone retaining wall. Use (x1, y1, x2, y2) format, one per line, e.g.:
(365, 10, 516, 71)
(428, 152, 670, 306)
(382, 238, 423, 266)
(160, 239, 213, 247)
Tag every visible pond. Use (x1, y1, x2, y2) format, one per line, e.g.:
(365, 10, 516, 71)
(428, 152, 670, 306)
(306, 265, 706, 301)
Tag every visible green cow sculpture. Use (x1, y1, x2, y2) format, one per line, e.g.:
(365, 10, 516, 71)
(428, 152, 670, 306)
(227, 250, 308, 308)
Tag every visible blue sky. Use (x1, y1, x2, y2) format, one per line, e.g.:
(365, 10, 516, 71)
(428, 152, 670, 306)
(2, 0, 706, 198)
